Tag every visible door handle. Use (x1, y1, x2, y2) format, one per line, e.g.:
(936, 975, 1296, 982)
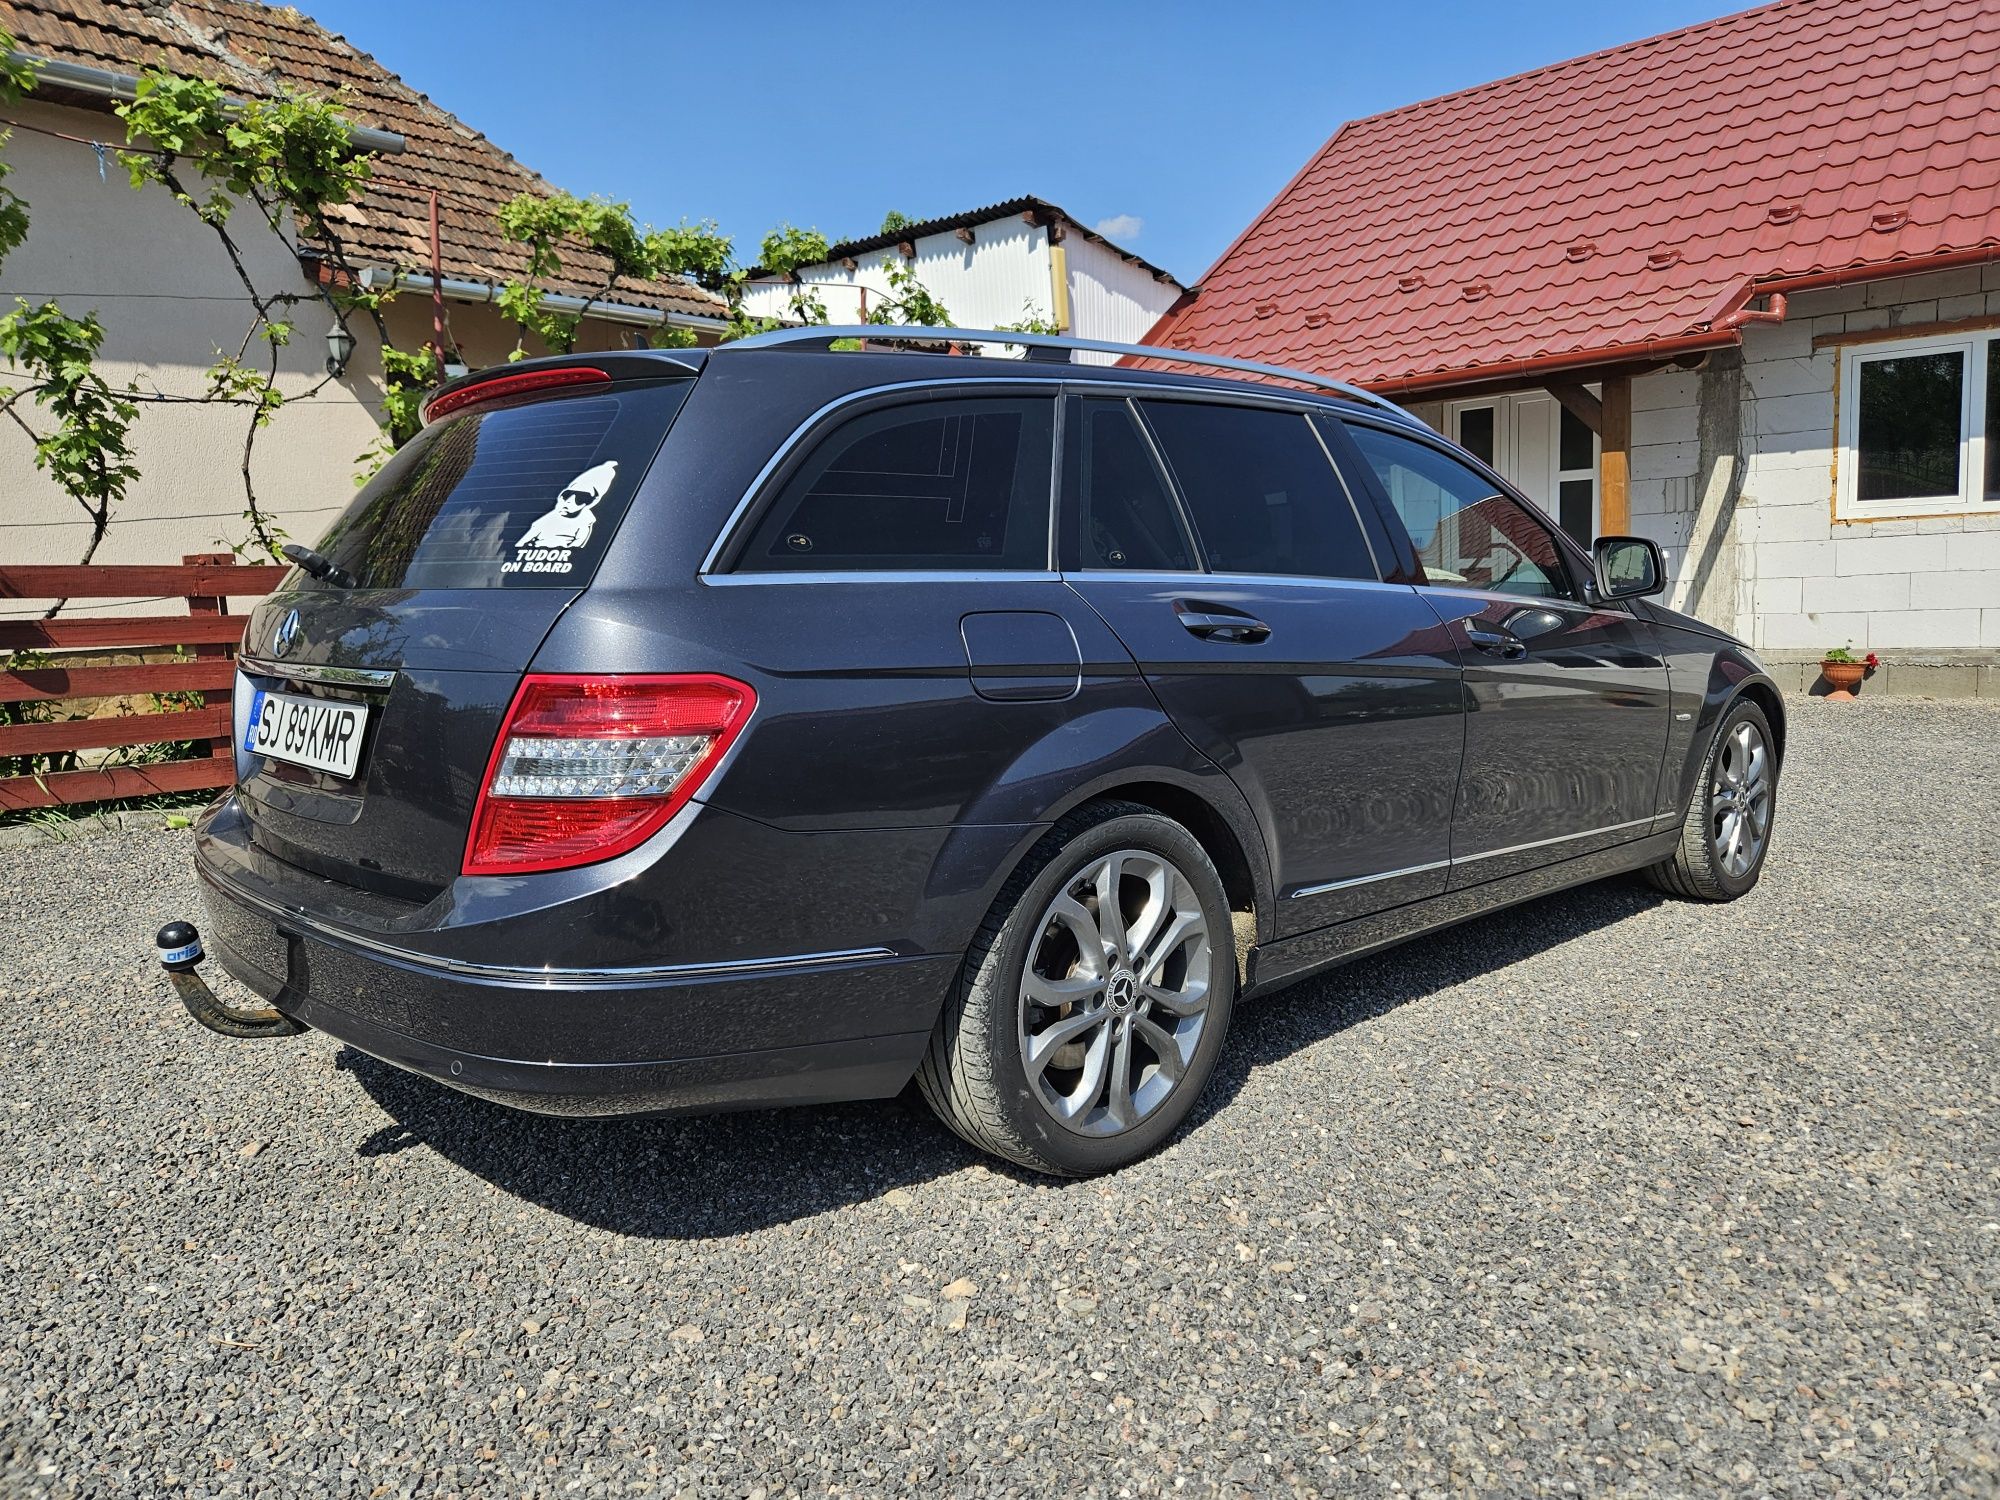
(1174, 600, 1271, 645)
(1464, 623, 1527, 659)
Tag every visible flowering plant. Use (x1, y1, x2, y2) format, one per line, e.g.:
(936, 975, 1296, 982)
(1823, 645, 1879, 668)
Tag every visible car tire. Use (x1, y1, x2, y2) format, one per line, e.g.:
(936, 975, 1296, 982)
(916, 801, 1237, 1176)
(1646, 697, 1779, 902)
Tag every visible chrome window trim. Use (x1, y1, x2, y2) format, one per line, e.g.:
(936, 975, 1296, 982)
(704, 570, 1063, 587)
(1063, 568, 1420, 596)
(238, 657, 397, 690)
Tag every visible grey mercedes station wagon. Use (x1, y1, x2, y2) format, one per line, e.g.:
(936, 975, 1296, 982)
(168, 328, 1782, 1175)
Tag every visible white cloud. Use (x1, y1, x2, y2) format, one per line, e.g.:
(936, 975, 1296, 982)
(1093, 213, 1144, 243)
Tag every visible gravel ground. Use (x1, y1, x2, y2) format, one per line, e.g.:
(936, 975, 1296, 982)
(4, 698, 1997, 1498)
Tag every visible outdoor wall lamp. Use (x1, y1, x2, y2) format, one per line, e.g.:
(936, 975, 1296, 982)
(325, 325, 357, 377)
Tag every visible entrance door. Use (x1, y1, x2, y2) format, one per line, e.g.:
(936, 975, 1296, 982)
(1446, 392, 1600, 548)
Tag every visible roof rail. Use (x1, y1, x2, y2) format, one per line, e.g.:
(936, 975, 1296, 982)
(717, 325, 1413, 420)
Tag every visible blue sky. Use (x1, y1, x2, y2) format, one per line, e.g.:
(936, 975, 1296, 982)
(304, 0, 1740, 283)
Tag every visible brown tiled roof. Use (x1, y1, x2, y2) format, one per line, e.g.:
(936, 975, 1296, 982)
(0, 0, 728, 321)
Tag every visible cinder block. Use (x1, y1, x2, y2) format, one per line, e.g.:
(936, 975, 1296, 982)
(1751, 392, 1833, 436)
(1834, 534, 1949, 574)
(1868, 609, 1981, 648)
(1756, 577, 1804, 614)
(1631, 442, 1700, 481)
(1632, 406, 1696, 446)
(1756, 503, 1832, 543)
(1803, 573, 1909, 612)
(1984, 608, 2000, 648)
(1948, 531, 2000, 570)
(1923, 570, 2000, 609)
(1937, 293, 1987, 321)
(1795, 283, 1869, 316)
(1758, 540, 1837, 577)
(1876, 664, 1979, 698)
(1759, 609, 1866, 648)
(1888, 300, 1939, 327)
(1846, 307, 1891, 332)
(1741, 319, 1813, 361)
(1979, 663, 2000, 696)
(1632, 370, 1699, 411)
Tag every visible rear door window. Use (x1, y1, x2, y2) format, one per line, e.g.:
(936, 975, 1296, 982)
(1065, 397, 1196, 570)
(740, 396, 1055, 570)
(1136, 400, 1378, 580)
(311, 381, 689, 589)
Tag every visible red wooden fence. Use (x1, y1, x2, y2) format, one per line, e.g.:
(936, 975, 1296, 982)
(0, 554, 285, 812)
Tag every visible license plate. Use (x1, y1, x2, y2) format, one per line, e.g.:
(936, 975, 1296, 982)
(243, 689, 369, 780)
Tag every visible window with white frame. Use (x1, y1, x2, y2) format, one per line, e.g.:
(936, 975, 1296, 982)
(1837, 330, 2000, 518)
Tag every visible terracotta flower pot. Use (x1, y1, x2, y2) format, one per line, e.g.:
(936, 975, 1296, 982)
(1820, 659, 1867, 699)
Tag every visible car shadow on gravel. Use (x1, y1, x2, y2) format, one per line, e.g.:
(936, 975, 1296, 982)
(343, 876, 1662, 1238)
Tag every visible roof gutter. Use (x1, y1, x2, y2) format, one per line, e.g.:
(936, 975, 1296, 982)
(1699, 244, 2000, 330)
(1364, 329, 1740, 398)
(11, 53, 407, 156)
(356, 266, 728, 334)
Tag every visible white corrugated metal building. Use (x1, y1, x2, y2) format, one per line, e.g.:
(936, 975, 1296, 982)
(740, 197, 1184, 349)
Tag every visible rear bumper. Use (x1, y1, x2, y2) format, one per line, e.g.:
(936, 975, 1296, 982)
(192, 830, 951, 1119)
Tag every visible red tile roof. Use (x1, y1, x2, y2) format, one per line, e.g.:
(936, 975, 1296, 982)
(1145, 0, 2000, 394)
(0, 0, 728, 321)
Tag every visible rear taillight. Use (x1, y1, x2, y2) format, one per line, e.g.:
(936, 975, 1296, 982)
(463, 674, 756, 877)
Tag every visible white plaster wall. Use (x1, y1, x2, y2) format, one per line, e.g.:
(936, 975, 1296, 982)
(740, 219, 1058, 333)
(0, 99, 659, 617)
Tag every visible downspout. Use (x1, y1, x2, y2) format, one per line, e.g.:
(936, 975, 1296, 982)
(428, 190, 447, 364)
(1713, 292, 1787, 331)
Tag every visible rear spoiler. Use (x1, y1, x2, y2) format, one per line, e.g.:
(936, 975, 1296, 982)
(420, 350, 708, 427)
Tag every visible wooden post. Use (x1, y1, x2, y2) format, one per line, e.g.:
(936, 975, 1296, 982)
(1599, 374, 1632, 535)
(182, 552, 238, 763)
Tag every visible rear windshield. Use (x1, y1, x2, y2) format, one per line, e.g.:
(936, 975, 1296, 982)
(309, 381, 690, 589)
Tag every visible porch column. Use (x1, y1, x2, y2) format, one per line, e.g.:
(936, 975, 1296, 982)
(1599, 374, 1632, 535)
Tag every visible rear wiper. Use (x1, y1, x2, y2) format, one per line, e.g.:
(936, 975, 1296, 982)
(281, 543, 357, 589)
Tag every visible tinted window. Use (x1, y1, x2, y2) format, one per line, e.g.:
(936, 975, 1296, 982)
(1137, 402, 1376, 580)
(1345, 423, 1572, 599)
(742, 397, 1054, 570)
(313, 383, 688, 589)
(1068, 399, 1194, 570)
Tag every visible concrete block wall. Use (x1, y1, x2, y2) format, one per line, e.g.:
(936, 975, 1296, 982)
(1625, 265, 2000, 658)
(1739, 267, 2000, 653)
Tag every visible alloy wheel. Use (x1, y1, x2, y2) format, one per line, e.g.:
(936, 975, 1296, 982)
(1017, 849, 1213, 1137)
(1711, 720, 1772, 880)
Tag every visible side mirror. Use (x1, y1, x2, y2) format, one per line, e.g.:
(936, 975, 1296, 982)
(1591, 535, 1664, 600)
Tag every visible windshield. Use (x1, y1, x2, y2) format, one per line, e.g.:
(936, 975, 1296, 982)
(308, 380, 690, 589)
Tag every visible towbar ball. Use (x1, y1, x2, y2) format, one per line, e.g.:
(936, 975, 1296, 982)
(157, 921, 204, 973)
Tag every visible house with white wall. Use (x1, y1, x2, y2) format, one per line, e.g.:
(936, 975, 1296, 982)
(1145, 0, 2000, 696)
(741, 197, 1185, 351)
(0, 0, 725, 606)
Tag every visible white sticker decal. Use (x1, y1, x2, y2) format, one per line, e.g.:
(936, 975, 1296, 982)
(504, 460, 618, 575)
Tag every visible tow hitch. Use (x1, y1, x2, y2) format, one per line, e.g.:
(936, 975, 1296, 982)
(156, 921, 307, 1040)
